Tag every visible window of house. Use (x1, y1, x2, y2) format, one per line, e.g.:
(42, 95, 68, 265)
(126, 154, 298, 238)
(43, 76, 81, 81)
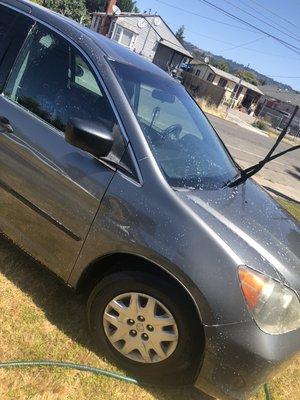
(113, 25, 136, 48)
(195, 70, 201, 77)
(233, 84, 243, 97)
(207, 72, 215, 82)
(4, 23, 117, 133)
(218, 78, 228, 88)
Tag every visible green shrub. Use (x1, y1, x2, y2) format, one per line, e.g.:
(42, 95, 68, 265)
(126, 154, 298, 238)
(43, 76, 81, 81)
(252, 120, 268, 130)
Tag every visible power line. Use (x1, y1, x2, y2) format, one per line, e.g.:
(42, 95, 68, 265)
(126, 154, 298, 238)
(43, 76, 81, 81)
(197, 0, 300, 52)
(220, 36, 265, 52)
(184, 28, 259, 46)
(196, 0, 300, 55)
(222, 47, 299, 60)
(221, 0, 300, 44)
(154, 0, 300, 59)
(186, 28, 263, 50)
(249, 0, 300, 33)
(153, 0, 256, 32)
(239, 0, 300, 41)
(267, 76, 300, 79)
(184, 28, 299, 60)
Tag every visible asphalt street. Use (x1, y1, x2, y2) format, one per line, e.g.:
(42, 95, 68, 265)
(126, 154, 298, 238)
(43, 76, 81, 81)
(207, 114, 300, 202)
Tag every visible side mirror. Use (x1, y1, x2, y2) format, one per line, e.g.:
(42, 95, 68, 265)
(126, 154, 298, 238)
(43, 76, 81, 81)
(65, 118, 114, 158)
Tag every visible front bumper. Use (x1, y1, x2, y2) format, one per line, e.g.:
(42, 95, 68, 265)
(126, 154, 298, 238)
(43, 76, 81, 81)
(195, 320, 300, 399)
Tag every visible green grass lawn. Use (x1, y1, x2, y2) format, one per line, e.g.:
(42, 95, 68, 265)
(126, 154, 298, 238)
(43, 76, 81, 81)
(277, 198, 300, 221)
(0, 197, 299, 399)
(0, 238, 200, 400)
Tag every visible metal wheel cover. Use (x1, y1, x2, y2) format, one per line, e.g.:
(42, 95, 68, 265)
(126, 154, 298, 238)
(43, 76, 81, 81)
(103, 292, 179, 363)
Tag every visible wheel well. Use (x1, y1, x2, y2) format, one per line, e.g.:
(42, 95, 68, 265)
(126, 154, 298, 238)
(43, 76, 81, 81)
(77, 253, 205, 380)
(77, 253, 202, 325)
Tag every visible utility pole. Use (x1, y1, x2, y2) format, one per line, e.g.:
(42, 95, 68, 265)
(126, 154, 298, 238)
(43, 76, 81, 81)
(226, 63, 249, 118)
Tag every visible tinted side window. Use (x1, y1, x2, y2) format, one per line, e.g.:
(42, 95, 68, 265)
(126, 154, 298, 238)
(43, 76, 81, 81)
(0, 5, 17, 47)
(0, 6, 33, 90)
(4, 23, 117, 134)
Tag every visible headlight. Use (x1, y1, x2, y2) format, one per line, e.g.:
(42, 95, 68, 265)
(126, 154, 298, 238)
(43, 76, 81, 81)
(238, 266, 300, 334)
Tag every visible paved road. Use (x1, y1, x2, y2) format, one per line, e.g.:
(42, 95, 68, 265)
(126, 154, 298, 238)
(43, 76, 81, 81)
(207, 114, 300, 202)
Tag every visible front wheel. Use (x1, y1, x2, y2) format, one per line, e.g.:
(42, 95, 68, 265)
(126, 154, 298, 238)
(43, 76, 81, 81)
(87, 271, 203, 385)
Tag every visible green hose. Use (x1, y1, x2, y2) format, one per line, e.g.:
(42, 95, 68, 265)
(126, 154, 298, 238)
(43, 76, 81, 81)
(0, 360, 138, 384)
(0, 360, 273, 399)
(264, 383, 272, 400)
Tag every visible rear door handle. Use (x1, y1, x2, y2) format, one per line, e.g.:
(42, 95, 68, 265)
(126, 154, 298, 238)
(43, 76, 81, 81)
(0, 116, 14, 133)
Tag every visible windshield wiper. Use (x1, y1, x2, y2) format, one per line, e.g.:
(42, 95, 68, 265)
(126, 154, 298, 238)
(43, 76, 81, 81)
(226, 106, 299, 188)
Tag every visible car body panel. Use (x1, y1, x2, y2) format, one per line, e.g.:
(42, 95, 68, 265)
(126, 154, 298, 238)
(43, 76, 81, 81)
(0, 94, 116, 279)
(70, 157, 300, 324)
(69, 159, 251, 325)
(180, 179, 300, 292)
(197, 320, 300, 400)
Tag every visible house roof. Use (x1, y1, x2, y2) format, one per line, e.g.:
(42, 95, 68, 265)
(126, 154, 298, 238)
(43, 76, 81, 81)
(191, 61, 263, 94)
(208, 66, 263, 94)
(258, 85, 300, 106)
(158, 39, 192, 58)
(93, 13, 192, 58)
(209, 65, 240, 84)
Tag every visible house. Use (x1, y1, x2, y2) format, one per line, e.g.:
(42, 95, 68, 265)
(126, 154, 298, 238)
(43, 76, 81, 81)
(189, 61, 263, 108)
(256, 85, 300, 134)
(91, 0, 192, 72)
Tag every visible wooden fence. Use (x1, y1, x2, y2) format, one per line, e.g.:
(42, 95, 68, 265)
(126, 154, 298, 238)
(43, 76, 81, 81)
(182, 72, 226, 107)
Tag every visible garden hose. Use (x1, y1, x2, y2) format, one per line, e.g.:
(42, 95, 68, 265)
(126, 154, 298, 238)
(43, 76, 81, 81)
(263, 383, 272, 400)
(0, 359, 272, 399)
(0, 360, 138, 384)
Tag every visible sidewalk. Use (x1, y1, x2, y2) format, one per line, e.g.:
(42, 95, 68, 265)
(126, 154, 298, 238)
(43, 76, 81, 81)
(237, 159, 299, 203)
(225, 108, 300, 145)
(225, 108, 269, 136)
(206, 113, 300, 203)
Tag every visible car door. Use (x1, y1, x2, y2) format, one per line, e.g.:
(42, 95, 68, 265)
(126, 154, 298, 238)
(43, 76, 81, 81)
(0, 21, 125, 280)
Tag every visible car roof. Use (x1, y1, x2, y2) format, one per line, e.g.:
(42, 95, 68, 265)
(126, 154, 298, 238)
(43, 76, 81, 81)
(4, 0, 173, 80)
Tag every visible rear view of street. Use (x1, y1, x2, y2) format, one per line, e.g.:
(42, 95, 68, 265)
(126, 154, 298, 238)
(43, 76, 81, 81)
(208, 114, 300, 202)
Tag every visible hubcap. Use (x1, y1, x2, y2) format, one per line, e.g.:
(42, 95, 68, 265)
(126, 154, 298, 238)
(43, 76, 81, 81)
(103, 292, 179, 363)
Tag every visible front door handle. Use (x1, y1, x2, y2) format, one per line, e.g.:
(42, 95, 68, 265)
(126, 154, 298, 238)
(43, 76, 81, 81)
(0, 116, 14, 133)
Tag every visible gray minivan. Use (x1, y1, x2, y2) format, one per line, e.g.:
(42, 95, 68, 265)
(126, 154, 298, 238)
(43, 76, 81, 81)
(0, 1, 299, 399)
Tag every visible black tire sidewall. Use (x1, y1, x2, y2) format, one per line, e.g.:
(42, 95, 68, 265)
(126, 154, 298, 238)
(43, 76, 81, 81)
(87, 271, 202, 384)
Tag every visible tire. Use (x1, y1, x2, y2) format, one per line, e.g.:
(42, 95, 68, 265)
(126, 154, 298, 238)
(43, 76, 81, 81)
(87, 271, 203, 385)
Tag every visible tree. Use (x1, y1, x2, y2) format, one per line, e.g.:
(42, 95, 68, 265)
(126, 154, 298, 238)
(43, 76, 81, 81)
(191, 50, 206, 61)
(175, 25, 185, 44)
(41, 0, 90, 24)
(86, 0, 139, 13)
(237, 70, 259, 86)
(218, 62, 229, 72)
(211, 59, 230, 72)
(117, 0, 139, 12)
(86, 0, 105, 13)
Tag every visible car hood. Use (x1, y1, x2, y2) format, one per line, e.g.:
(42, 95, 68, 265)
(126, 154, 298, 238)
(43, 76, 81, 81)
(176, 179, 300, 292)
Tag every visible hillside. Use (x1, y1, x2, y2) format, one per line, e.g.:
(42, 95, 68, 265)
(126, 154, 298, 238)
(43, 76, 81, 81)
(184, 40, 294, 91)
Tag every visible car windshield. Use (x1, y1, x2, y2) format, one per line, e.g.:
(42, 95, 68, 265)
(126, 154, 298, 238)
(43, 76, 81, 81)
(110, 61, 238, 189)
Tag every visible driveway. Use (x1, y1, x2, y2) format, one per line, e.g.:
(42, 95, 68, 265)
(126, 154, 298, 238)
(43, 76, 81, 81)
(207, 114, 300, 202)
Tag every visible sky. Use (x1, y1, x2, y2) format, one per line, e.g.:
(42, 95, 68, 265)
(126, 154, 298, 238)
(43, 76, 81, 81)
(136, 0, 300, 90)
